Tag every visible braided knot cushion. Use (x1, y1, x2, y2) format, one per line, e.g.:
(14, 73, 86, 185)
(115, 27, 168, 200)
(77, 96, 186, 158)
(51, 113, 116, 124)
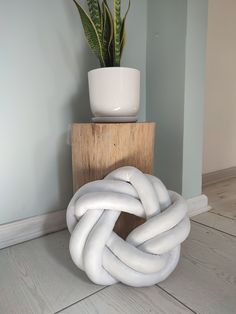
(67, 166, 190, 287)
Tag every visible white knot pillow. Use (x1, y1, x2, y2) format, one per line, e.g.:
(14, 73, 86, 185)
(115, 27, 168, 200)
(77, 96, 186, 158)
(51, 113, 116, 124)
(67, 166, 190, 287)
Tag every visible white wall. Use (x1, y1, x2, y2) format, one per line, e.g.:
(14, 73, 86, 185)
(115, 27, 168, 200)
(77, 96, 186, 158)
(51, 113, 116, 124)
(0, 0, 147, 224)
(203, 0, 236, 174)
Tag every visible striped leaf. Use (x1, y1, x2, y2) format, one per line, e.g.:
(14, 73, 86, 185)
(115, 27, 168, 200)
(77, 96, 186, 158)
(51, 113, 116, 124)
(102, 1, 114, 65)
(113, 0, 121, 66)
(87, 0, 102, 38)
(120, 0, 130, 57)
(73, 0, 105, 66)
(73, 0, 131, 67)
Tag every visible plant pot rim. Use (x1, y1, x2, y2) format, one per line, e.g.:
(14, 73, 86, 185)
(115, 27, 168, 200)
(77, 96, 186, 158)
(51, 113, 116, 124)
(88, 67, 140, 75)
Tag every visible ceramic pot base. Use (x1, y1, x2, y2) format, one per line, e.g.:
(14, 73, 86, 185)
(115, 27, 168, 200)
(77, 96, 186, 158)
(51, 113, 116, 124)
(91, 116, 138, 123)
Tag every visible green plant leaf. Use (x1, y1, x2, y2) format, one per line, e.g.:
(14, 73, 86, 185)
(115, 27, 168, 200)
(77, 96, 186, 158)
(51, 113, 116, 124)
(102, 1, 114, 65)
(113, 0, 121, 66)
(104, 0, 114, 65)
(120, 0, 130, 57)
(73, 0, 105, 66)
(87, 0, 102, 38)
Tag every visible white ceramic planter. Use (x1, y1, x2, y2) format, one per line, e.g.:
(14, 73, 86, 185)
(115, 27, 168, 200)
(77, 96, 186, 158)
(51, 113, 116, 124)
(88, 67, 140, 122)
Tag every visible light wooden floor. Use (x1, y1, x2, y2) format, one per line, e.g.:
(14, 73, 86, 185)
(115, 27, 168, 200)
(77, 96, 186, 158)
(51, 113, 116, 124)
(0, 179, 236, 314)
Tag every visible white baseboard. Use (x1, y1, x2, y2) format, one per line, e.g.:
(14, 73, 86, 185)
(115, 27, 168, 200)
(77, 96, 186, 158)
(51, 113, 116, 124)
(187, 194, 210, 217)
(202, 166, 236, 187)
(0, 210, 66, 250)
(0, 194, 209, 250)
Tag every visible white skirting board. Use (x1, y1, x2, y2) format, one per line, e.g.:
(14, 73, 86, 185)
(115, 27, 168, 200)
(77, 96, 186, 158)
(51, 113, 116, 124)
(187, 194, 210, 217)
(0, 195, 209, 250)
(202, 166, 236, 187)
(0, 210, 66, 250)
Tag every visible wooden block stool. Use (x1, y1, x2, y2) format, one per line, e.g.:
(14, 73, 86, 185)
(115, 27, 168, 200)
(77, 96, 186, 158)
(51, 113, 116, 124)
(71, 122, 155, 239)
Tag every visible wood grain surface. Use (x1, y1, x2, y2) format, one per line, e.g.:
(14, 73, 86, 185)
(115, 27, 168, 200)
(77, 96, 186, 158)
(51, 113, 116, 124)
(0, 231, 103, 314)
(192, 176, 236, 236)
(1, 222, 235, 314)
(192, 212, 236, 236)
(71, 123, 156, 238)
(59, 284, 193, 314)
(159, 222, 236, 314)
(203, 177, 236, 220)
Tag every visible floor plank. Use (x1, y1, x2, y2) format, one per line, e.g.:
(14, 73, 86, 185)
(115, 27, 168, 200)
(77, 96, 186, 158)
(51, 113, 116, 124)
(192, 211, 236, 236)
(0, 230, 103, 314)
(58, 284, 193, 314)
(159, 222, 236, 314)
(1, 176, 236, 314)
(203, 177, 236, 220)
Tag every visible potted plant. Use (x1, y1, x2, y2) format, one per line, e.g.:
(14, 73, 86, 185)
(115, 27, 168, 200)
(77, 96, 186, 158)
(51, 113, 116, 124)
(73, 0, 140, 122)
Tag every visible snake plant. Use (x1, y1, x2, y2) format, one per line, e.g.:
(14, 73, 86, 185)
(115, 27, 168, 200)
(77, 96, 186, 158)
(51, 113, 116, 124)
(73, 0, 130, 67)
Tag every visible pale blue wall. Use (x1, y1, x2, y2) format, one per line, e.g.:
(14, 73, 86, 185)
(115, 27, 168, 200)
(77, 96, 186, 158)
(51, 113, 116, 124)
(123, 0, 147, 121)
(0, 0, 147, 224)
(146, 0, 188, 193)
(146, 0, 208, 197)
(182, 0, 208, 198)
(0, 0, 208, 224)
